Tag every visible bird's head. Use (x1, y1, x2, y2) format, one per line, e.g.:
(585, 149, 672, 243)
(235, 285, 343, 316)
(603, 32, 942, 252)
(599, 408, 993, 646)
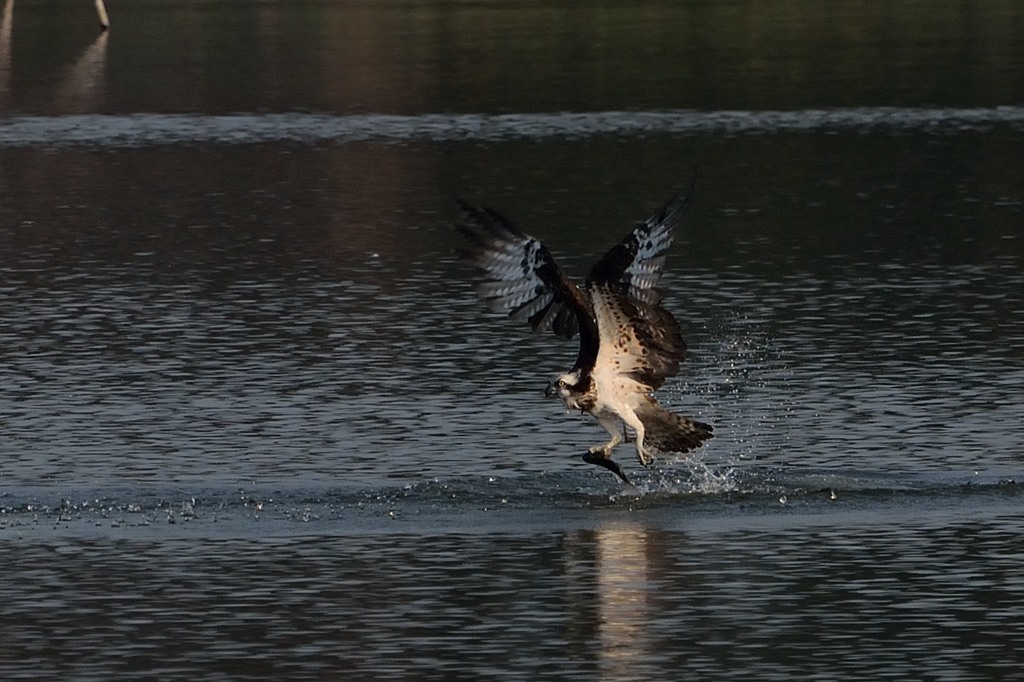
(545, 370, 583, 406)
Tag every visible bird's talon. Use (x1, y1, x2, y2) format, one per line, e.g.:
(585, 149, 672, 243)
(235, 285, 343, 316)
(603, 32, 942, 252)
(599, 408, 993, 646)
(637, 451, 656, 467)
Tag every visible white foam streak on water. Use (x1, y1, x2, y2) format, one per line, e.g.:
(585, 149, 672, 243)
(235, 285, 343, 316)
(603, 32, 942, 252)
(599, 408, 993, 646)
(2, 107, 1024, 146)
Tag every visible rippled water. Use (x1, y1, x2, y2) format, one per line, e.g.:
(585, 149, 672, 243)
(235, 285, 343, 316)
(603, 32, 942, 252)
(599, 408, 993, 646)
(3, 0, 1024, 679)
(3, 133, 1021, 679)
(3, 107, 1024, 147)
(6, 513, 1024, 680)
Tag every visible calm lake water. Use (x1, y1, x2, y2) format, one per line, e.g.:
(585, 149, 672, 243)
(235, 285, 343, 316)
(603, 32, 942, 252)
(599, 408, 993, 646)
(2, 0, 1024, 679)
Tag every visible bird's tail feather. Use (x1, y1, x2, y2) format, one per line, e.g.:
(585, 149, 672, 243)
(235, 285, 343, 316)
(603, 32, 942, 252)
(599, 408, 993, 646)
(637, 399, 713, 454)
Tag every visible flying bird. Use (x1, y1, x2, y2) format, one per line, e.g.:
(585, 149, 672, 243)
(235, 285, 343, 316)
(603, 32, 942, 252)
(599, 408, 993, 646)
(458, 186, 713, 484)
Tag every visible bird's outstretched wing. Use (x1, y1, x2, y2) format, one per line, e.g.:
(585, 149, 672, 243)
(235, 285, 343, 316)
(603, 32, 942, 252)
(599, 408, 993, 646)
(591, 285, 686, 390)
(586, 182, 695, 305)
(457, 199, 592, 341)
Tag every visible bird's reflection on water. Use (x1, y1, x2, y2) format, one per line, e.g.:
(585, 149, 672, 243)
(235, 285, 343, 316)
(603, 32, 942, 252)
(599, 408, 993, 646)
(592, 524, 651, 679)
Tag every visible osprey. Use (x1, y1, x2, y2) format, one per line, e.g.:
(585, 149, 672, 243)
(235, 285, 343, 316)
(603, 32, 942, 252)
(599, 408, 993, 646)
(458, 187, 713, 484)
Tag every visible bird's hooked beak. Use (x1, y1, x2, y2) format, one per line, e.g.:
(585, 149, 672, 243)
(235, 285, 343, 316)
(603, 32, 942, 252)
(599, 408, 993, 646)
(544, 381, 558, 398)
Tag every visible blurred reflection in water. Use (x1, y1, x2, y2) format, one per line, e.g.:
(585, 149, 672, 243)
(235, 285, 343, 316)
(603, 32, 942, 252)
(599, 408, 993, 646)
(54, 30, 107, 112)
(0, 0, 107, 112)
(594, 524, 650, 680)
(3, 0, 1024, 114)
(0, 0, 11, 105)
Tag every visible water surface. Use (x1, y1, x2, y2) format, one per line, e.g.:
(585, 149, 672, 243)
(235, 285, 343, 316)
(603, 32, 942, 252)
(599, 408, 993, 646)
(2, 0, 1023, 679)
